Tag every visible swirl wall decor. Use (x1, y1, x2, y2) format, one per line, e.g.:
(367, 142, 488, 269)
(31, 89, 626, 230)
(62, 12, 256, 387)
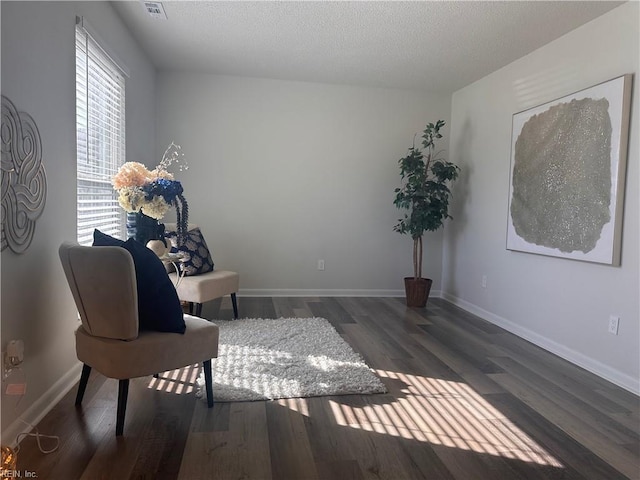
(1, 95, 47, 254)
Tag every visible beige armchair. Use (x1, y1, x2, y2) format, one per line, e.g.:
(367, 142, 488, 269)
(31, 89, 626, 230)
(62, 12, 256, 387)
(59, 242, 219, 436)
(165, 224, 239, 318)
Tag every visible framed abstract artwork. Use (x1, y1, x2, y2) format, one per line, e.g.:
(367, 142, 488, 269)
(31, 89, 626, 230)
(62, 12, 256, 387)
(506, 74, 633, 265)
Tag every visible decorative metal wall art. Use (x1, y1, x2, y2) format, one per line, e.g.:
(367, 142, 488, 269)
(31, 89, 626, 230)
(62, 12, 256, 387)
(1, 95, 47, 254)
(506, 74, 633, 265)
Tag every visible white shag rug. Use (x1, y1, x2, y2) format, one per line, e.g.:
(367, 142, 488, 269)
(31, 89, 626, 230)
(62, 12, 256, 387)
(196, 317, 387, 402)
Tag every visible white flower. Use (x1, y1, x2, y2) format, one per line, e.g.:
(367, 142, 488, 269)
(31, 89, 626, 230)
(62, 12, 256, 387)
(140, 195, 171, 220)
(117, 187, 145, 213)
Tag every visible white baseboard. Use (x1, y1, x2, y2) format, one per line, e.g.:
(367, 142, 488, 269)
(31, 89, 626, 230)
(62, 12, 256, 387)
(2, 362, 83, 448)
(238, 288, 411, 297)
(441, 292, 640, 396)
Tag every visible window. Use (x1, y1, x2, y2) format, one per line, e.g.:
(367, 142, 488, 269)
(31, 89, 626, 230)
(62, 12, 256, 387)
(75, 18, 126, 245)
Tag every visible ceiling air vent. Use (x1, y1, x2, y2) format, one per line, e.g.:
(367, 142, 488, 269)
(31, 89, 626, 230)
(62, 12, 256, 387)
(142, 1, 167, 20)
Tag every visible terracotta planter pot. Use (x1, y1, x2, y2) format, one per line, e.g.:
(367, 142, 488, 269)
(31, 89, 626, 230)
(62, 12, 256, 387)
(403, 277, 433, 307)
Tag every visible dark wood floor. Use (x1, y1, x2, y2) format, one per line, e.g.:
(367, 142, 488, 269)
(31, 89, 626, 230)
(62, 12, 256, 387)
(16, 297, 639, 479)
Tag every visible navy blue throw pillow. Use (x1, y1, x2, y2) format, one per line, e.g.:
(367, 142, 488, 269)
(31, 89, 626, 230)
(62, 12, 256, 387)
(93, 228, 124, 247)
(93, 229, 185, 334)
(166, 227, 214, 276)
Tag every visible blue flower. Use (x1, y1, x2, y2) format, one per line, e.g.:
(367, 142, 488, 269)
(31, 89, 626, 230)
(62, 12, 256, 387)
(143, 178, 184, 205)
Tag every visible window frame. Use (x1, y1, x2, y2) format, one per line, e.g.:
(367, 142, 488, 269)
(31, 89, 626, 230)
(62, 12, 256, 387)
(75, 17, 127, 245)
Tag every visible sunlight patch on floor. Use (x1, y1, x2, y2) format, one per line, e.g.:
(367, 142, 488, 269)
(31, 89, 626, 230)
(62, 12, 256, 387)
(147, 364, 199, 394)
(329, 369, 563, 467)
(276, 397, 310, 416)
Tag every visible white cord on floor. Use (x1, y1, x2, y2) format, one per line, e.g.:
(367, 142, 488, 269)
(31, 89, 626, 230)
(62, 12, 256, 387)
(3, 366, 60, 454)
(13, 417, 60, 454)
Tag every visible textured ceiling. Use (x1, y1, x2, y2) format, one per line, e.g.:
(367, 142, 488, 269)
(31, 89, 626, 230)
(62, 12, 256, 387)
(111, 1, 623, 93)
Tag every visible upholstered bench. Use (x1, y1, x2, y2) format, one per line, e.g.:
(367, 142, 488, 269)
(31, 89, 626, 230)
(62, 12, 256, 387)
(169, 269, 239, 318)
(164, 223, 239, 319)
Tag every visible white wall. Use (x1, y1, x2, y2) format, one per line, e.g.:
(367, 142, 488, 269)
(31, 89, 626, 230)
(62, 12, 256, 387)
(156, 74, 451, 295)
(1, 1, 156, 443)
(445, 2, 639, 393)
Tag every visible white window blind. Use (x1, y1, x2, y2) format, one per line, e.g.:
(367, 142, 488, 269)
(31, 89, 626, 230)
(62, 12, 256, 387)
(75, 19, 126, 245)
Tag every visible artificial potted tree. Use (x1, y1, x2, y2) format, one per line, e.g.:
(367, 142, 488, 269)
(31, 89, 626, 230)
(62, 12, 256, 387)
(393, 120, 460, 307)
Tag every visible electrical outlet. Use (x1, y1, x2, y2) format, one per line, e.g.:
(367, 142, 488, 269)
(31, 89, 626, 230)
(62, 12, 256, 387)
(5, 340, 23, 364)
(3, 340, 24, 377)
(317, 259, 325, 271)
(481, 275, 487, 288)
(608, 315, 620, 335)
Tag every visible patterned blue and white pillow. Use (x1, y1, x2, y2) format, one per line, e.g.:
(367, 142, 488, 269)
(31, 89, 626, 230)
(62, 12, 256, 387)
(166, 227, 214, 276)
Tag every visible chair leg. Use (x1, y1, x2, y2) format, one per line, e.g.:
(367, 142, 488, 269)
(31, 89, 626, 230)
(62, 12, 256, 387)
(195, 302, 203, 317)
(116, 379, 130, 436)
(231, 293, 239, 319)
(203, 359, 214, 408)
(75, 364, 92, 406)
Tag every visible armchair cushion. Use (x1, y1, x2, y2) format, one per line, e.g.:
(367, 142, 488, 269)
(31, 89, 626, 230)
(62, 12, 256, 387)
(93, 229, 185, 334)
(166, 227, 214, 276)
(75, 315, 218, 379)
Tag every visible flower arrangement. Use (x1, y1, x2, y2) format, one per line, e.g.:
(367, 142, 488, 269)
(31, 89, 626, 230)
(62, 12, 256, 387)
(112, 143, 189, 242)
